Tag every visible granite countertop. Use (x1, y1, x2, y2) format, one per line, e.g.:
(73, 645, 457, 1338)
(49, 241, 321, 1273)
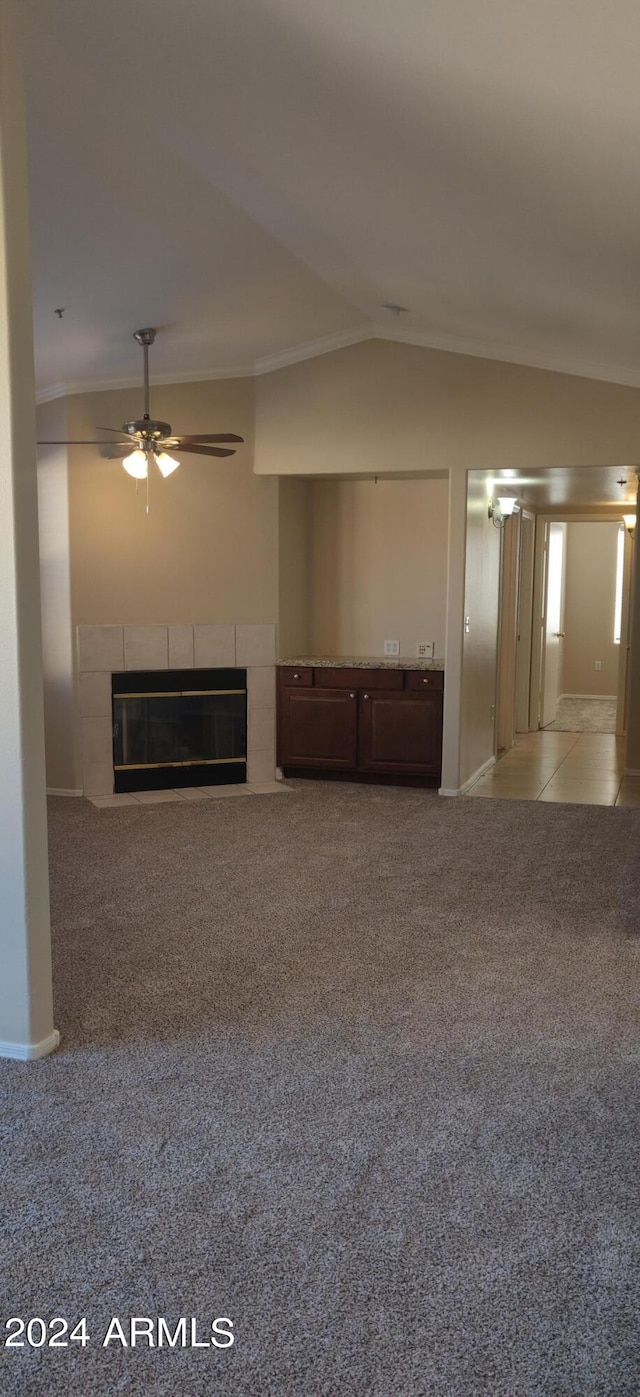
(278, 655, 445, 671)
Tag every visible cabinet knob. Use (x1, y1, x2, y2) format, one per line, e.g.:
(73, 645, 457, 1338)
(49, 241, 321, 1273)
(423, 677, 429, 684)
(293, 672, 300, 679)
(350, 692, 356, 699)
(363, 693, 370, 700)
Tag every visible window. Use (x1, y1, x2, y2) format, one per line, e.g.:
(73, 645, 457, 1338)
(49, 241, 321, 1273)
(614, 525, 625, 645)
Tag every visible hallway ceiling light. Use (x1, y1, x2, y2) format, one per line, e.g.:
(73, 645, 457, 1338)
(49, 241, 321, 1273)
(488, 495, 519, 527)
(37, 329, 244, 486)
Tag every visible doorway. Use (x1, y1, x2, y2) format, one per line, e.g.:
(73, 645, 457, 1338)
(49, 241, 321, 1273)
(540, 521, 567, 727)
(481, 507, 636, 806)
(536, 518, 629, 737)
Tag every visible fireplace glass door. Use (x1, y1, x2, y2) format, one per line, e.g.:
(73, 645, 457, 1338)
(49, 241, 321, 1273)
(112, 668, 247, 791)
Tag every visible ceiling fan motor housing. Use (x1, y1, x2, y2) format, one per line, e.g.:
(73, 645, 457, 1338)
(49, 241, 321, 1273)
(124, 419, 173, 439)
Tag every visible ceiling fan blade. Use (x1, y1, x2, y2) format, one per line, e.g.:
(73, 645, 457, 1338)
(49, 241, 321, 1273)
(37, 439, 134, 446)
(96, 426, 132, 434)
(173, 443, 237, 458)
(167, 433, 244, 445)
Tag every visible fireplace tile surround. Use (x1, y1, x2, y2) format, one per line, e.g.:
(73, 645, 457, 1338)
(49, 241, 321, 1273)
(77, 623, 276, 797)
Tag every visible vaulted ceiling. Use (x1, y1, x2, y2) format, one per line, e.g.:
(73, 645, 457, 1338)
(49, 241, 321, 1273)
(25, 0, 640, 397)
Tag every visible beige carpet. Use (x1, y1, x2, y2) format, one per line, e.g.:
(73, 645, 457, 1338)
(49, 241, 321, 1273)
(2, 782, 640, 1395)
(544, 696, 617, 732)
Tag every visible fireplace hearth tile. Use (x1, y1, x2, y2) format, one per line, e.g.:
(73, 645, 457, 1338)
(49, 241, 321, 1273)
(79, 671, 112, 718)
(129, 789, 187, 804)
(247, 666, 276, 708)
(168, 625, 194, 669)
(198, 784, 254, 797)
(236, 624, 276, 667)
(124, 626, 169, 671)
(248, 707, 276, 752)
(247, 750, 276, 784)
(194, 624, 235, 667)
(248, 782, 293, 795)
(83, 761, 114, 797)
(88, 794, 139, 808)
(77, 625, 124, 673)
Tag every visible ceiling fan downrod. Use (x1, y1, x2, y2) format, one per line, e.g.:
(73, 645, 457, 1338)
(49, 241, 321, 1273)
(125, 329, 171, 441)
(133, 327, 156, 420)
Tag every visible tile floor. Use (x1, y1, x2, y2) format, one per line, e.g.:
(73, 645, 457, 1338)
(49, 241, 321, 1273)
(467, 730, 640, 806)
(88, 781, 292, 808)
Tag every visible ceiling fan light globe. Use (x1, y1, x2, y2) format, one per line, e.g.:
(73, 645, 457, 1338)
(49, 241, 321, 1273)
(122, 448, 148, 480)
(154, 450, 180, 477)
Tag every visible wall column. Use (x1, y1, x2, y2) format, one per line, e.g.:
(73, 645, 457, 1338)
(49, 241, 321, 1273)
(440, 468, 468, 795)
(0, 1, 58, 1059)
(624, 480, 640, 774)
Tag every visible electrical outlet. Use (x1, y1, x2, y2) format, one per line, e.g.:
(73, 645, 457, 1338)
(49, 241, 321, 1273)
(416, 641, 434, 658)
(595, 660, 602, 671)
(384, 639, 400, 656)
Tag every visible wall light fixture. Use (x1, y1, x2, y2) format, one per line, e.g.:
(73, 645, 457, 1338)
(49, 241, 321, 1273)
(488, 496, 518, 528)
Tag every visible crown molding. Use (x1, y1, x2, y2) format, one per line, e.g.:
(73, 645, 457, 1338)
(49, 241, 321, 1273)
(253, 323, 374, 375)
(35, 321, 640, 404)
(372, 322, 640, 388)
(35, 364, 254, 405)
(36, 382, 68, 405)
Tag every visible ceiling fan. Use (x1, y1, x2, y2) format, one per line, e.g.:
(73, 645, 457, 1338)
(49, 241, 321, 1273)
(37, 328, 244, 481)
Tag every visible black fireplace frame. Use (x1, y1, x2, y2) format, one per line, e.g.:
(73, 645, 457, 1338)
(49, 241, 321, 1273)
(111, 668, 247, 792)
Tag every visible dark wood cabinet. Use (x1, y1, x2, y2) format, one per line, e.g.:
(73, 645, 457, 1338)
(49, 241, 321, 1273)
(278, 686, 357, 768)
(358, 689, 442, 774)
(278, 666, 443, 783)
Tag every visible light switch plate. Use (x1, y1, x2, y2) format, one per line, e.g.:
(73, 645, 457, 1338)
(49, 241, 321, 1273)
(384, 639, 400, 656)
(416, 641, 434, 658)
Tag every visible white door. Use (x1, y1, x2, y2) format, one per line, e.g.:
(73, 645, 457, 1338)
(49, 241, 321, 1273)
(541, 522, 567, 727)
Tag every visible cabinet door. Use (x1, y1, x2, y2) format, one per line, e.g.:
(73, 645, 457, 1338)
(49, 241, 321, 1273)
(358, 689, 442, 774)
(279, 687, 358, 768)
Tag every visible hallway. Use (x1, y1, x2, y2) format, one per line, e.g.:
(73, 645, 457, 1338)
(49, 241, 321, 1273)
(467, 730, 639, 806)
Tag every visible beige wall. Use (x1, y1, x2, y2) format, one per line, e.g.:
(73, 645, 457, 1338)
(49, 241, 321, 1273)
(255, 338, 640, 478)
(460, 473, 501, 786)
(277, 477, 311, 658)
(562, 521, 621, 696)
(308, 476, 448, 658)
(36, 398, 78, 790)
(67, 376, 278, 626)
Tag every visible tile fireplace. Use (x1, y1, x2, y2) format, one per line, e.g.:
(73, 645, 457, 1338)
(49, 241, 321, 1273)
(77, 623, 276, 796)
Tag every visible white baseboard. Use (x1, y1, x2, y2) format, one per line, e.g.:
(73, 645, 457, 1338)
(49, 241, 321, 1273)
(0, 1029, 60, 1061)
(560, 693, 617, 701)
(47, 788, 82, 797)
(440, 754, 496, 798)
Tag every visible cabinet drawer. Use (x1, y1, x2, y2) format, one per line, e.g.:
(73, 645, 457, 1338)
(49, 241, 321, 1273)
(315, 667, 403, 690)
(405, 670, 444, 692)
(280, 666, 314, 686)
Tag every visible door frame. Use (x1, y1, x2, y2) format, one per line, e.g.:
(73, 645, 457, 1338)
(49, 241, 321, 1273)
(496, 510, 521, 751)
(539, 520, 567, 728)
(514, 509, 536, 731)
